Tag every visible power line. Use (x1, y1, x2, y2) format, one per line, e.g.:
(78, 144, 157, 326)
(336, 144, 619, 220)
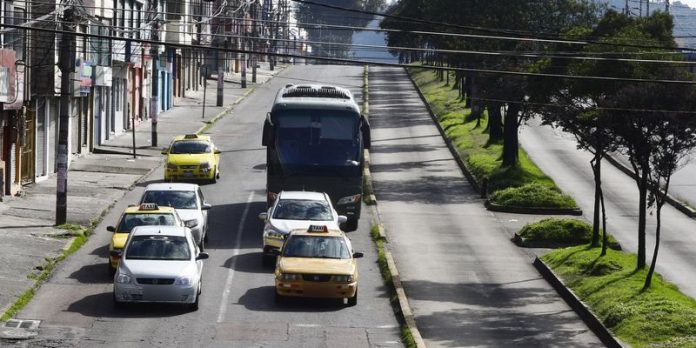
(3, 22, 696, 85)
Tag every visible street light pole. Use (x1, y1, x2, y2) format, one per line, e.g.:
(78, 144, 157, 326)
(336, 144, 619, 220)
(150, 2, 159, 147)
(202, 65, 207, 119)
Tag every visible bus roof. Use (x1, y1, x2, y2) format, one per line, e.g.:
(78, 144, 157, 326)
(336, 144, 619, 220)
(272, 84, 361, 114)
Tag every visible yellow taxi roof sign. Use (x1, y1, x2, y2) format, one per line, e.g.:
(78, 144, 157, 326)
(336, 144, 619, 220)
(184, 134, 198, 139)
(307, 225, 329, 233)
(139, 203, 159, 211)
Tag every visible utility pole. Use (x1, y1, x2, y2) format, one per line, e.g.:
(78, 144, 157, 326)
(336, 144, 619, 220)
(666, 0, 670, 12)
(251, 1, 257, 84)
(56, 8, 75, 225)
(216, 49, 223, 106)
(202, 65, 207, 118)
(150, 0, 160, 147)
(241, 5, 247, 89)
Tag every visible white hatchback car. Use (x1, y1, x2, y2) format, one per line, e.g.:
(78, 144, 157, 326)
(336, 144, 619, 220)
(113, 225, 208, 311)
(140, 183, 211, 249)
(258, 191, 347, 265)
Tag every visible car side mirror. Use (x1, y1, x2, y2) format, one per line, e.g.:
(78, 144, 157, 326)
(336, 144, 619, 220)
(262, 117, 275, 148)
(161, 149, 168, 155)
(202, 203, 212, 210)
(196, 252, 209, 260)
(337, 215, 348, 224)
(258, 212, 268, 221)
(214, 149, 221, 154)
(107, 226, 116, 232)
(185, 219, 198, 228)
(270, 249, 281, 256)
(110, 249, 122, 257)
(353, 252, 364, 259)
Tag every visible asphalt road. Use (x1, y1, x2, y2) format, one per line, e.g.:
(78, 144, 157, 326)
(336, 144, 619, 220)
(12, 65, 402, 347)
(368, 67, 603, 347)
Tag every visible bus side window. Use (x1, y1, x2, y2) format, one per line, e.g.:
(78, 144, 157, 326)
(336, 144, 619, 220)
(262, 119, 275, 147)
(360, 116, 371, 150)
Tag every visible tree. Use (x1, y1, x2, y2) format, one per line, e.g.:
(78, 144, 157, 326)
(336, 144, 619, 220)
(296, 0, 386, 58)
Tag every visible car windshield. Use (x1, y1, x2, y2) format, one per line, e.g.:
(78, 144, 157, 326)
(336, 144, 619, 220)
(125, 235, 191, 261)
(282, 235, 351, 259)
(272, 199, 333, 221)
(170, 141, 211, 154)
(117, 213, 178, 233)
(141, 190, 197, 209)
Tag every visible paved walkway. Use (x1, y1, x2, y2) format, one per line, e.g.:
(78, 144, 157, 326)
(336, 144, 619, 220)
(0, 62, 283, 316)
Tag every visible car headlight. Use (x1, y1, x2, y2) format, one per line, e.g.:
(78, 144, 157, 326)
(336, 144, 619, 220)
(337, 194, 361, 205)
(264, 227, 286, 239)
(167, 163, 178, 170)
(175, 276, 194, 286)
(116, 272, 132, 284)
(279, 273, 300, 281)
(199, 162, 211, 169)
(334, 275, 355, 283)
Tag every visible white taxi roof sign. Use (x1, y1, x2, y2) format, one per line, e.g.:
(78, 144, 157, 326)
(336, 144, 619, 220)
(139, 203, 159, 211)
(184, 134, 198, 139)
(307, 225, 329, 233)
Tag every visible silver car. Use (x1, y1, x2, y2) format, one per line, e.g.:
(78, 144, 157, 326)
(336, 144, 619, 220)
(139, 183, 211, 249)
(258, 191, 347, 265)
(113, 225, 208, 311)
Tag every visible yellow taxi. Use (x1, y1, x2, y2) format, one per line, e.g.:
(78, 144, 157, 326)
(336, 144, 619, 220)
(274, 225, 363, 306)
(162, 134, 221, 183)
(106, 203, 185, 276)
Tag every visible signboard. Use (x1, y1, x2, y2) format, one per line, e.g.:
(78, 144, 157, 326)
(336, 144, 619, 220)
(95, 66, 112, 87)
(0, 49, 17, 103)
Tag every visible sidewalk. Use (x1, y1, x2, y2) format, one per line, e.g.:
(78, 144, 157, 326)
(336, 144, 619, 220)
(0, 62, 283, 317)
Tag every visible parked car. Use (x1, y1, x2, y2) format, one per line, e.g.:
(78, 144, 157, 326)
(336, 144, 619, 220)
(162, 134, 221, 183)
(113, 225, 208, 311)
(274, 225, 362, 306)
(139, 183, 211, 250)
(258, 191, 347, 265)
(107, 203, 189, 276)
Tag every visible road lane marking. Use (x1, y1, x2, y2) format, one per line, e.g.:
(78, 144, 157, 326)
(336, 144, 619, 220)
(217, 191, 254, 323)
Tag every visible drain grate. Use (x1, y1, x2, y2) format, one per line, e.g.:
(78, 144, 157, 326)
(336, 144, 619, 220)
(4, 319, 40, 330)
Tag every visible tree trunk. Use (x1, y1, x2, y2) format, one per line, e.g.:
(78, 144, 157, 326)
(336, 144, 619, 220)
(464, 75, 473, 108)
(591, 153, 602, 248)
(644, 200, 663, 290)
(637, 168, 648, 269)
(600, 183, 608, 256)
(486, 102, 503, 142)
(502, 103, 520, 167)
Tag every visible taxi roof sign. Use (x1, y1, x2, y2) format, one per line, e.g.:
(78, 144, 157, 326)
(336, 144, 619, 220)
(184, 134, 199, 139)
(307, 225, 329, 233)
(139, 203, 159, 211)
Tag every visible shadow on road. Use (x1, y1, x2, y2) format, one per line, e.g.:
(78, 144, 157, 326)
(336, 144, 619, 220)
(222, 251, 274, 274)
(66, 292, 192, 318)
(69, 263, 112, 284)
(238, 286, 347, 313)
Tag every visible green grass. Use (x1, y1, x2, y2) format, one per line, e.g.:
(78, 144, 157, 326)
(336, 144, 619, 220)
(409, 67, 576, 208)
(518, 218, 619, 248)
(370, 223, 416, 347)
(489, 183, 576, 209)
(1, 224, 93, 321)
(542, 246, 696, 347)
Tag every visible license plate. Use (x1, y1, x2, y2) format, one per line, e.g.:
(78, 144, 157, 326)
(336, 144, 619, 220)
(183, 171, 194, 177)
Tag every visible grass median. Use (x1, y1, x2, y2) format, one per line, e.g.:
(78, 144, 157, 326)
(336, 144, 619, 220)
(408, 67, 576, 209)
(542, 246, 696, 347)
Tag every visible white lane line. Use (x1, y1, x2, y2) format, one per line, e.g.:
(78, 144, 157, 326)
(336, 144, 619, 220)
(217, 191, 254, 323)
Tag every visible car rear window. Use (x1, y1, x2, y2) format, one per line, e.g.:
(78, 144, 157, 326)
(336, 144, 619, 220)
(273, 199, 333, 221)
(171, 141, 211, 154)
(142, 190, 197, 209)
(117, 213, 178, 233)
(125, 235, 191, 261)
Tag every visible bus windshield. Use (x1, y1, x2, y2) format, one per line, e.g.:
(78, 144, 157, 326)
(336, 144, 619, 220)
(274, 109, 360, 167)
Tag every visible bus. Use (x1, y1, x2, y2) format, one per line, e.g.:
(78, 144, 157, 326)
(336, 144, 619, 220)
(262, 84, 371, 231)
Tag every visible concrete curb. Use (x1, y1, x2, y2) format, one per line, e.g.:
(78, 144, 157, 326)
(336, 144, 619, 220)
(485, 200, 583, 216)
(533, 257, 626, 348)
(363, 66, 426, 348)
(604, 154, 696, 218)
